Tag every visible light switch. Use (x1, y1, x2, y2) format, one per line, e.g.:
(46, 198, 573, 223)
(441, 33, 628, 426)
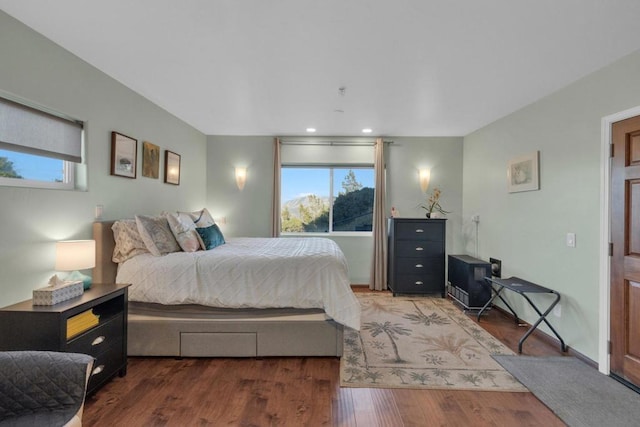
(566, 233, 576, 248)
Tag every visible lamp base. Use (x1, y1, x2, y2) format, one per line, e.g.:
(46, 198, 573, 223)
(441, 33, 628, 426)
(66, 270, 92, 290)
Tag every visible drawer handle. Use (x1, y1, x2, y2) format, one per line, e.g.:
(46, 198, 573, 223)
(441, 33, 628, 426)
(415, 281, 424, 285)
(92, 365, 105, 376)
(415, 264, 423, 268)
(415, 247, 424, 251)
(415, 229, 424, 233)
(91, 336, 106, 346)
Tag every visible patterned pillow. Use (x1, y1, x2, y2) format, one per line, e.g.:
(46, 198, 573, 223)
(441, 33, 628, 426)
(165, 212, 201, 252)
(111, 220, 149, 263)
(135, 215, 181, 256)
(196, 224, 226, 250)
(177, 208, 216, 227)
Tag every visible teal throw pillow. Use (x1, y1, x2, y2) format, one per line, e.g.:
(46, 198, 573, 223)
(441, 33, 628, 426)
(196, 224, 225, 250)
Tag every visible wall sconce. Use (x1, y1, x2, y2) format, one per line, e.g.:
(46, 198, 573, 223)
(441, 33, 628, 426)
(55, 240, 96, 290)
(235, 167, 247, 190)
(419, 169, 431, 193)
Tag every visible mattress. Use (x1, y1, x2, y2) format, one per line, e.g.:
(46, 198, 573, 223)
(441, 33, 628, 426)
(117, 237, 361, 330)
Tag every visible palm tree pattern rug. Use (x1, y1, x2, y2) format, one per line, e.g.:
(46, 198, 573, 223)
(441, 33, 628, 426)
(340, 293, 527, 391)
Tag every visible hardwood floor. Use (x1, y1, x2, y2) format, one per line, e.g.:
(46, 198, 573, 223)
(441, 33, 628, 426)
(84, 297, 569, 426)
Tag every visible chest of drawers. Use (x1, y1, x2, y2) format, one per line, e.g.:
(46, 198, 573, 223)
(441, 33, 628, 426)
(388, 218, 446, 296)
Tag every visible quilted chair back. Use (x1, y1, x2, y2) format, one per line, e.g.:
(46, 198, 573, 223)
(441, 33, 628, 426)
(0, 351, 94, 427)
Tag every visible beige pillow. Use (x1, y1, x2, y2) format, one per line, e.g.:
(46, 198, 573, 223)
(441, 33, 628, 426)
(135, 215, 181, 256)
(166, 212, 201, 252)
(111, 219, 149, 263)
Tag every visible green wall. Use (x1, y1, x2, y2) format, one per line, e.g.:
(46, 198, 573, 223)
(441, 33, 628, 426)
(0, 11, 207, 307)
(463, 49, 640, 361)
(207, 135, 464, 284)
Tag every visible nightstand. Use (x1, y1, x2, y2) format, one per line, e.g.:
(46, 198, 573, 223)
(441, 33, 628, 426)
(0, 283, 130, 395)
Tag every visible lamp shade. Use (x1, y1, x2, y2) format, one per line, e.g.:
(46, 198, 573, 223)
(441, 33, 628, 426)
(55, 240, 96, 271)
(235, 166, 247, 190)
(419, 169, 431, 193)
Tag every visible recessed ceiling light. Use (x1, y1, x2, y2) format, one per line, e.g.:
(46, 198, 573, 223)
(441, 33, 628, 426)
(306, 128, 316, 133)
(362, 128, 373, 134)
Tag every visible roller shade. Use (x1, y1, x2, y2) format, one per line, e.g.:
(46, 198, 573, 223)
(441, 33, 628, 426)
(281, 143, 374, 165)
(0, 96, 83, 163)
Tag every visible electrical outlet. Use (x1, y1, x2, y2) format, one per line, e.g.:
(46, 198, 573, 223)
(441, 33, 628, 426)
(566, 233, 576, 248)
(553, 303, 562, 317)
(490, 258, 501, 278)
(472, 214, 480, 223)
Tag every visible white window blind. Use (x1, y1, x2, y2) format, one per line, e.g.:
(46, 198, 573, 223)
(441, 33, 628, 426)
(281, 142, 374, 165)
(0, 96, 83, 163)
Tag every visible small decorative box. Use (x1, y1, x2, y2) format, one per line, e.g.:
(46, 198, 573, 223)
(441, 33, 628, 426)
(33, 280, 84, 306)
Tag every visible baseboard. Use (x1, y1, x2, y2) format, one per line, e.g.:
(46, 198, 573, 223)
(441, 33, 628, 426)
(491, 305, 597, 369)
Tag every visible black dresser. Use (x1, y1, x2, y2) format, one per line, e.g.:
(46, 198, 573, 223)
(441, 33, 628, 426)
(387, 218, 446, 296)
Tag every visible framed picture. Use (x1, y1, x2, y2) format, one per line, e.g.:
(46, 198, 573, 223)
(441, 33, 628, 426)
(142, 141, 160, 179)
(110, 132, 137, 178)
(507, 151, 539, 193)
(164, 150, 181, 185)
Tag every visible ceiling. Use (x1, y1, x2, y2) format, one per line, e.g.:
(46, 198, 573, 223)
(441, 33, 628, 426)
(2, 1, 640, 137)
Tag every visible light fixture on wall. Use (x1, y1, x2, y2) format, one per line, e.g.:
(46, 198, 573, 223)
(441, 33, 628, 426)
(55, 240, 96, 290)
(419, 169, 431, 193)
(235, 166, 247, 190)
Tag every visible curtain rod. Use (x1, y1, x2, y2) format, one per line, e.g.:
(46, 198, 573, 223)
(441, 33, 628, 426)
(279, 139, 393, 146)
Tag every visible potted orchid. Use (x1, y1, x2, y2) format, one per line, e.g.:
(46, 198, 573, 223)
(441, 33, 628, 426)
(421, 187, 450, 218)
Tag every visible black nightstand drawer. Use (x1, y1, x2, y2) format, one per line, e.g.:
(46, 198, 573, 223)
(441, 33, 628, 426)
(67, 314, 124, 357)
(395, 221, 444, 241)
(87, 341, 125, 392)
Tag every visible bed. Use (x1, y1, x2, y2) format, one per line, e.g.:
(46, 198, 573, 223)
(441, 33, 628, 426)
(93, 220, 360, 357)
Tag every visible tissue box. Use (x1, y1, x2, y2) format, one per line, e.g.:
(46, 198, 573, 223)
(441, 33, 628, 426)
(33, 280, 84, 306)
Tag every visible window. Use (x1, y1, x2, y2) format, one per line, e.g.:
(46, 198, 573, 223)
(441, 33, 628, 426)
(281, 166, 375, 233)
(0, 95, 83, 190)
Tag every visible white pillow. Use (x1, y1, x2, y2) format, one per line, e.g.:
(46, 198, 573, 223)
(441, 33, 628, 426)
(177, 208, 216, 227)
(111, 219, 149, 263)
(135, 215, 181, 256)
(166, 212, 201, 252)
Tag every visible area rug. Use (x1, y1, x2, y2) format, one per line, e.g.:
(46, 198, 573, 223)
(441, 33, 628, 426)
(340, 293, 527, 391)
(493, 355, 640, 427)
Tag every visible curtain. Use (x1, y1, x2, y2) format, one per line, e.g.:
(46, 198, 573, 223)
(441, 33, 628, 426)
(271, 137, 282, 237)
(370, 137, 387, 290)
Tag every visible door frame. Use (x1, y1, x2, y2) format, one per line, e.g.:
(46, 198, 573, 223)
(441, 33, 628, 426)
(599, 105, 640, 374)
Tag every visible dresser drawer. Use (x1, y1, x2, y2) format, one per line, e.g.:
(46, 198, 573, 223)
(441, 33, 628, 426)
(395, 221, 444, 241)
(395, 241, 443, 258)
(393, 273, 444, 293)
(395, 257, 442, 275)
(87, 341, 125, 392)
(66, 314, 124, 357)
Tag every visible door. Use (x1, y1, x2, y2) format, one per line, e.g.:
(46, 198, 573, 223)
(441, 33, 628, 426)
(610, 115, 640, 387)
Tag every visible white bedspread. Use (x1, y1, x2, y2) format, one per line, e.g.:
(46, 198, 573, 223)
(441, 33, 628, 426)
(116, 237, 361, 330)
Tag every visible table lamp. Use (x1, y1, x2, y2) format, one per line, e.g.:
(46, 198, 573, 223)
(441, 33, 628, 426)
(55, 240, 96, 290)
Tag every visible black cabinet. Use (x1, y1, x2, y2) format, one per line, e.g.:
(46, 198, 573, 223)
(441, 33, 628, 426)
(0, 283, 130, 395)
(447, 254, 491, 309)
(388, 218, 446, 296)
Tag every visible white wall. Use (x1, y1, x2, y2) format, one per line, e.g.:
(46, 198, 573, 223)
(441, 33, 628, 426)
(463, 49, 640, 361)
(207, 135, 464, 284)
(0, 11, 207, 307)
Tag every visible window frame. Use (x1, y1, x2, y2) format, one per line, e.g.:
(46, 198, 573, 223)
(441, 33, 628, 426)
(0, 93, 83, 190)
(280, 164, 375, 236)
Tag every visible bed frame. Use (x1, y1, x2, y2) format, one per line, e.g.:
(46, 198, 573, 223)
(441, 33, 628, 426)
(93, 221, 344, 357)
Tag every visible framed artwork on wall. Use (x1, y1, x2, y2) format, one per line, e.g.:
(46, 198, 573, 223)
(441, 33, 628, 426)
(164, 150, 181, 185)
(142, 141, 160, 179)
(507, 151, 539, 193)
(110, 132, 137, 178)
